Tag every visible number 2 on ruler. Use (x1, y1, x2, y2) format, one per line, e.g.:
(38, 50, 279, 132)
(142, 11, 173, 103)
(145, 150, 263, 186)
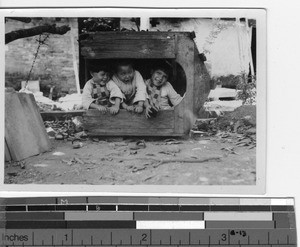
(141, 233, 147, 241)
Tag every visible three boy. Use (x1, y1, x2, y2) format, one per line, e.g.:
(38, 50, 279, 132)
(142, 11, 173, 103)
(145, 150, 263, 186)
(82, 61, 183, 117)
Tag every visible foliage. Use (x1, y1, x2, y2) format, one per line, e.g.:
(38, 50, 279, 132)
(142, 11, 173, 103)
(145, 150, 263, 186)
(211, 74, 241, 89)
(80, 18, 140, 33)
(81, 18, 120, 33)
(236, 73, 256, 105)
(203, 18, 235, 55)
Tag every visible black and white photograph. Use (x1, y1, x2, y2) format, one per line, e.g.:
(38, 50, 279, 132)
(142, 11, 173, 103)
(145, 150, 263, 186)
(1, 9, 266, 192)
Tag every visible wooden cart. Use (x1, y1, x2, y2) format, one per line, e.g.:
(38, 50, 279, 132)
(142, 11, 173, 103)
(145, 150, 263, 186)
(80, 32, 211, 136)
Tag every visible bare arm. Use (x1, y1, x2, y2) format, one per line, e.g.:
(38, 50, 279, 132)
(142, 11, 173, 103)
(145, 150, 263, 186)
(108, 97, 121, 115)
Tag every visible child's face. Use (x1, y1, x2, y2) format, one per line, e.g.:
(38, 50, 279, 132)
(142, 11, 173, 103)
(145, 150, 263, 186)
(151, 69, 168, 87)
(91, 71, 109, 85)
(116, 65, 134, 84)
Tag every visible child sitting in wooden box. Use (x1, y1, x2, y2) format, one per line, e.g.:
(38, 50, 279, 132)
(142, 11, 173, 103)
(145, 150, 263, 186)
(112, 60, 147, 114)
(144, 64, 183, 118)
(82, 64, 123, 115)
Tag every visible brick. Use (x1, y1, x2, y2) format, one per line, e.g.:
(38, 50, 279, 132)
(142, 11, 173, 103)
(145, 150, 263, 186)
(5, 18, 79, 94)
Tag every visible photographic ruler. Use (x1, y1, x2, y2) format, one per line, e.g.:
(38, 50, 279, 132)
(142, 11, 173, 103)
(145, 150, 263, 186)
(0, 197, 297, 247)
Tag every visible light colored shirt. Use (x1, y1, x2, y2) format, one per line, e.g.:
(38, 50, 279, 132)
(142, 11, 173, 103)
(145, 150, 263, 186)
(82, 79, 123, 110)
(112, 70, 147, 104)
(145, 79, 183, 110)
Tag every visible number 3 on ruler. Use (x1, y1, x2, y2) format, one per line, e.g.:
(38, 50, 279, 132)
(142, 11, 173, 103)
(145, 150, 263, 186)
(221, 234, 227, 241)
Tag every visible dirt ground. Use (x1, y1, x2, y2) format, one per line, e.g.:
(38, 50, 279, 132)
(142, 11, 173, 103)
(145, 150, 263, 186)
(5, 135, 256, 185)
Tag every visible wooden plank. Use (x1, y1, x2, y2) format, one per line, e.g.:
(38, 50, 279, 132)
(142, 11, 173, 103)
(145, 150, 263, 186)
(81, 39, 176, 59)
(40, 110, 85, 121)
(69, 25, 80, 94)
(5, 92, 51, 161)
(5, 138, 12, 162)
(176, 34, 195, 133)
(173, 100, 185, 135)
(89, 31, 178, 40)
(18, 93, 52, 151)
(193, 46, 211, 117)
(83, 109, 176, 136)
(87, 128, 177, 137)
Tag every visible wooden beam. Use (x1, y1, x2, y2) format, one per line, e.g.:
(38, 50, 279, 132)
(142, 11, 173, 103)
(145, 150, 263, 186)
(69, 22, 80, 94)
(83, 109, 176, 136)
(40, 110, 85, 121)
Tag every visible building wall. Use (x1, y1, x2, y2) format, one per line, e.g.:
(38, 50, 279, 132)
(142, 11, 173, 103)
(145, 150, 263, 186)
(5, 18, 79, 96)
(148, 18, 252, 78)
(5, 18, 252, 95)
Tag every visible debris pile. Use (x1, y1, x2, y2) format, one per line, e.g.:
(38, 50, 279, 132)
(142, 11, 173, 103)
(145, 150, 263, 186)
(19, 88, 83, 112)
(192, 105, 256, 148)
(44, 116, 86, 141)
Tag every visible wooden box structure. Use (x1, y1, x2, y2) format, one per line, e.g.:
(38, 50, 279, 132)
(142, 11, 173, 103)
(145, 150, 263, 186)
(80, 32, 211, 136)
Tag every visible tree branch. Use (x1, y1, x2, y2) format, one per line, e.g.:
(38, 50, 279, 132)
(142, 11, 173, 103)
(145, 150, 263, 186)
(5, 17, 32, 23)
(5, 24, 71, 44)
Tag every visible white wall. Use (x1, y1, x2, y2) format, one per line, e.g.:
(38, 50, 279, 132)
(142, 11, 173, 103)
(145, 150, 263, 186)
(149, 18, 252, 77)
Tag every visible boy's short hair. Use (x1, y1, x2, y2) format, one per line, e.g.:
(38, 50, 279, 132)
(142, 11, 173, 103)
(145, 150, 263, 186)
(88, 64, 110, 74)
(115, 59, 134, 69)
(151, 63, 171, 77)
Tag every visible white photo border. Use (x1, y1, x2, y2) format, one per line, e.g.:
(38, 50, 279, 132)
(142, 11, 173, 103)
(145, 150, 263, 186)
(0, 8, 267, 194)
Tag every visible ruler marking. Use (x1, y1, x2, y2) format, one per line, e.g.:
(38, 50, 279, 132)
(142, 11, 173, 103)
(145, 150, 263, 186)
(111, 232, 113, 245)
(3, 244, 300, 247)
(71, 229, 74, 245)
(2, 197, 298, 247)
(160, 239, 162, 245)
(81, 239, 83, 245)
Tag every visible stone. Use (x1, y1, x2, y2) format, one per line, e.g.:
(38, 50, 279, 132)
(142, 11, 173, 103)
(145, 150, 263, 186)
(46, 127, 56, 137)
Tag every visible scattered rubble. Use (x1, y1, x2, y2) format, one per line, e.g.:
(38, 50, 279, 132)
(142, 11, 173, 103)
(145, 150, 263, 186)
(44, 117, 85, 140)
(129, 140, 146, 150)
(61, 157, 85, 166)
(192, 105, 256, 149)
